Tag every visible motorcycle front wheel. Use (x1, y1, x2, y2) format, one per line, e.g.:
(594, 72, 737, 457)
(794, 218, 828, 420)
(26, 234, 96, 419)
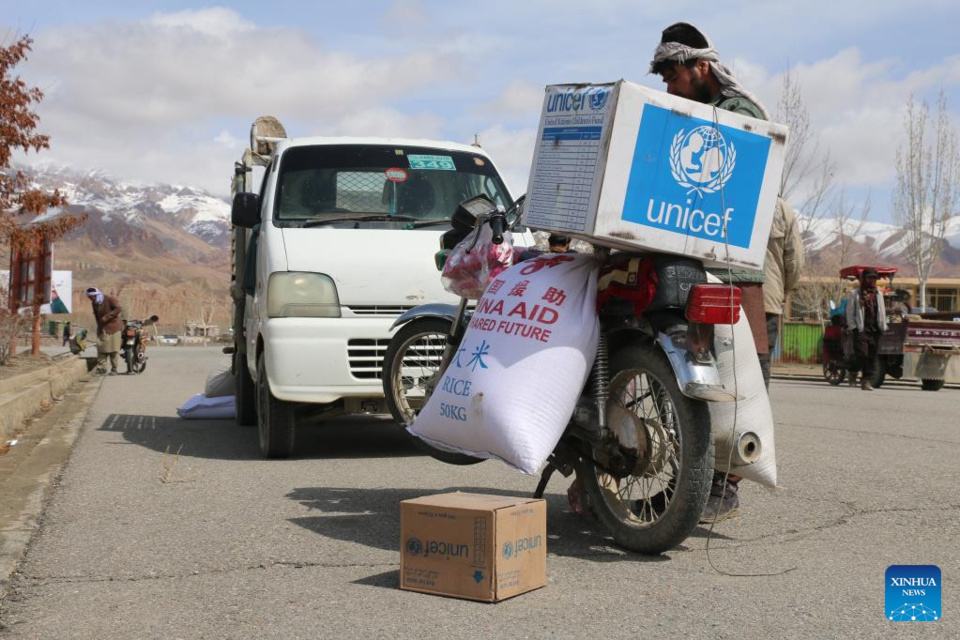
(382, 317, 483, 466)
(133, 345, 147, 374)
(578, 339, 713, 555)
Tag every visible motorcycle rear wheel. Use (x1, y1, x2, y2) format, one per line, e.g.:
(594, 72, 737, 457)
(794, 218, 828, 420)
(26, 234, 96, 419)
(382, 317, 483, 466)
(578, 340, 713, 555)
(822, 362, 846, 386)
(124, 348, 135, 375)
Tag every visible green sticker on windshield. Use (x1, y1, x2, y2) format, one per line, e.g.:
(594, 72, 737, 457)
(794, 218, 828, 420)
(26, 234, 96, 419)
(408, 155, 456, 171)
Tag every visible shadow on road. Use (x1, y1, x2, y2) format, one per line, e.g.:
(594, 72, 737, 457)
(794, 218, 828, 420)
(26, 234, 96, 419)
(98, 414, 428, 461)
(286, 485, 710, 566)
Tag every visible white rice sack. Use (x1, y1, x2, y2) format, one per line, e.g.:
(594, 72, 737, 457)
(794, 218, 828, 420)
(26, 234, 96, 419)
(204, 358, 236, 398)
(709, 308, 777, 488)
(177, 393, 236, 420)
(409, 253, 600, 474)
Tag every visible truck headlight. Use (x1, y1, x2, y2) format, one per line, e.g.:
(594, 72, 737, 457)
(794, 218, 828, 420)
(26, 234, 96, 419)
(267, 272, 341, 318)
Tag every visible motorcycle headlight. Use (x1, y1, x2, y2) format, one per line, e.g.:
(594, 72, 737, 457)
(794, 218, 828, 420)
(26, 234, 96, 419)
(267, 272, 341, 318)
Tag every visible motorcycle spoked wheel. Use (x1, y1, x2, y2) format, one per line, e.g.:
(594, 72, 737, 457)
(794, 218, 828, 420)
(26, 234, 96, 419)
(382, 317, 483, 466)
(578, 340, 713, 555)
(133, 345, 147, 374)
(822, 362, 846, 386)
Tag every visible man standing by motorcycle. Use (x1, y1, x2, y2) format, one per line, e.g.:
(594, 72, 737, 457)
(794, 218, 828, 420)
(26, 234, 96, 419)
(86, 286, 123, 376)
(844, 268, 886, 391)
(650, 22, 783, 523)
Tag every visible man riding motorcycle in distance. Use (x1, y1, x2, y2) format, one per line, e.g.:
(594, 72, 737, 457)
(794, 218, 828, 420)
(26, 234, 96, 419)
(650, 22, 784, 524)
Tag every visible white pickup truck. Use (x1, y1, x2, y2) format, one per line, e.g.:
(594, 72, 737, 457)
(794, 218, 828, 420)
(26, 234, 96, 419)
(229, 117, 526, 457)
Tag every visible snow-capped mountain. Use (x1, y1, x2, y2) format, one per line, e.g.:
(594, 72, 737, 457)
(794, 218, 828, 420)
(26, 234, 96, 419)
(25, 165, 231, 248)
(800, 214, 960, 276)
(11, 165, 233, 329)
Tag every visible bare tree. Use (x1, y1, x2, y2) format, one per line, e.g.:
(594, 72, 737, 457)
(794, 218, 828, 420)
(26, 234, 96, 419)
(776, 70, 836, 239)
(894, 91, 960, 309)
(789, 189, 870, 325)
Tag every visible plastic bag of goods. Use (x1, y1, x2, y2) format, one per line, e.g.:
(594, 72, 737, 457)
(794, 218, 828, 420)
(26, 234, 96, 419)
(177, 393, 236, 420)
(709, 306, 777, 488)
(204, 358, 236, 398)
(441, 223, 515, 299)
(410, 253, 601, 474)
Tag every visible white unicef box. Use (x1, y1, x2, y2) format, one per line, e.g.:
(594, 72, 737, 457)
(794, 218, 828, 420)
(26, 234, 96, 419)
(524, 80, 788, 270)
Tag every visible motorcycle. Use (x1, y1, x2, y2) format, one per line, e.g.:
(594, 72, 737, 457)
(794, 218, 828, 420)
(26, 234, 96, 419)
(382, 195, 739, 554)
(68, 328, 89, 355)
(121, 315, 159, 375)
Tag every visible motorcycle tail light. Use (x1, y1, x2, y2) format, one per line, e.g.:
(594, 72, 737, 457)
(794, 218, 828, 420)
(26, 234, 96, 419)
(686, 284, 741, 324)
(125, 329, 136, 337)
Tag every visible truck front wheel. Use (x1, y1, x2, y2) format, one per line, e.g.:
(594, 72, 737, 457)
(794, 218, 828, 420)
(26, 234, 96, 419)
(256, 352, 296, 458)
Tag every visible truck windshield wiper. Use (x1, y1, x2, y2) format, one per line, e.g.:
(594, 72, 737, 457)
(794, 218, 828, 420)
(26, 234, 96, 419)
(409, 217, 452, 228)
(302, 214, 418, 227)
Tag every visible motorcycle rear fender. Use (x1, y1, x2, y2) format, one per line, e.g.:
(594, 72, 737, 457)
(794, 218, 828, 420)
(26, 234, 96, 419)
(389, 303, 460, 332)
(656, 331, 737, 402)
(608, 326, 735, 402)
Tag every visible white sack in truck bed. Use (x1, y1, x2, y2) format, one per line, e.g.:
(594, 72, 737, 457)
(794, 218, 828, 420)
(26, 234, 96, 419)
(409, 253, 601, 474)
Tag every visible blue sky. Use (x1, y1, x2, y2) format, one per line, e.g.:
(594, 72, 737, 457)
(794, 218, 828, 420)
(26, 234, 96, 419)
(3, 1, 959, 222)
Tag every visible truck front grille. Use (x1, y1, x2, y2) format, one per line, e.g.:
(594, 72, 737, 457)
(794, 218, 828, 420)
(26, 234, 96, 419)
(347, 305, 416, 317)
(347, 339, 391, 379)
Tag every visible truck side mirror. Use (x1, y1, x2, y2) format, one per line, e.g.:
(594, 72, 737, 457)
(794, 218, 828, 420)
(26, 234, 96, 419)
(232, 193, 261, 228)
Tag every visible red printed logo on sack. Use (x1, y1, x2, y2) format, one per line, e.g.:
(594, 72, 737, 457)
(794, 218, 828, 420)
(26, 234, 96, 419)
(519, 254, 575, 275)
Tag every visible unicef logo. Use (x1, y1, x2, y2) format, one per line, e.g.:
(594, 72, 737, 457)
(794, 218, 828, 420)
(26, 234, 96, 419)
(669, 125, 737, 196)
(588, 88, 609, 112)
(502, 541, 514, 559)
(406, 537, 423, 556)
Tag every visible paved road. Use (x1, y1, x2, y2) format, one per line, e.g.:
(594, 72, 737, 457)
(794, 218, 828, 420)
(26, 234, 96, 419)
(2, 347, 957, 638)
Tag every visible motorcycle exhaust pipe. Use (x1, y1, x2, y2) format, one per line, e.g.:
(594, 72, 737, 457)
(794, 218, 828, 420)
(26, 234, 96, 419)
(715, 431, 762, 467)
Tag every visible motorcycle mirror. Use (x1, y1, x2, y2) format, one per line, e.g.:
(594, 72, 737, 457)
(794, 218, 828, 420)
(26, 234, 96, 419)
(452, 194, 497, 234)
(143, 315, 160, 326)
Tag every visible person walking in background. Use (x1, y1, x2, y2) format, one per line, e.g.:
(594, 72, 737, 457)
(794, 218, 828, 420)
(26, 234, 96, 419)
(61, 321, 72, 347)
(845, 269, 887, 391)
(86, 287, 123, 375)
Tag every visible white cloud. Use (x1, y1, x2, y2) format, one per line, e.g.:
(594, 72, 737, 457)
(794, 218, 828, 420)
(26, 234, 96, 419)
(479, 79, 545, 117)
(15, 7, 463, 194)
(475, 124, 537, 197)
(325, 107, 444, 139)
(148, 7, 256, 38)
(740, 49, 960, 196)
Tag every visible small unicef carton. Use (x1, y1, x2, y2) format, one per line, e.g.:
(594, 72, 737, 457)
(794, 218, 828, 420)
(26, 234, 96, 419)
(399, 492, 546, 602)
(525, 80, 788, 270)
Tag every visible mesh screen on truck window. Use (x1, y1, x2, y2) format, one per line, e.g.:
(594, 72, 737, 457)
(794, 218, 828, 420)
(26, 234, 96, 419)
(274, 145, 510, 222)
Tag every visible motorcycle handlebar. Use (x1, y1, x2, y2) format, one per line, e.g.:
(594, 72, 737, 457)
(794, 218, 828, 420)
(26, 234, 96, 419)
(489, 213, 506, 245)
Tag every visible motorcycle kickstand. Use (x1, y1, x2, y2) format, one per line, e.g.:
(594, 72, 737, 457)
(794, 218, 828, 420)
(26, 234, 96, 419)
(533, 463, 556, 499)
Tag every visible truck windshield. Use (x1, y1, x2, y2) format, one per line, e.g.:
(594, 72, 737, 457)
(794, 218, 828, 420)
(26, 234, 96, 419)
(274, 144, 512, 225)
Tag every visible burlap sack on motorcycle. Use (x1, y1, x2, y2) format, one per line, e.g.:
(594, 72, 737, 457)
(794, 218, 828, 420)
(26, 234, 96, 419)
(709, 292, 778, 488)
(409, 253, 601, 474)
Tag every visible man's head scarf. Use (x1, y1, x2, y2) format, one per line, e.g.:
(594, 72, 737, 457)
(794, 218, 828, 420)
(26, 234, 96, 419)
(86, 287, 104, 305)
(649, 22, 770, 120)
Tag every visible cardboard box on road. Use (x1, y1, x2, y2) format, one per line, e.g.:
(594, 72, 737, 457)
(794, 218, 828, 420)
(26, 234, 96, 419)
(525, 80, 788, 270)
(400, 492, 546, 602)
